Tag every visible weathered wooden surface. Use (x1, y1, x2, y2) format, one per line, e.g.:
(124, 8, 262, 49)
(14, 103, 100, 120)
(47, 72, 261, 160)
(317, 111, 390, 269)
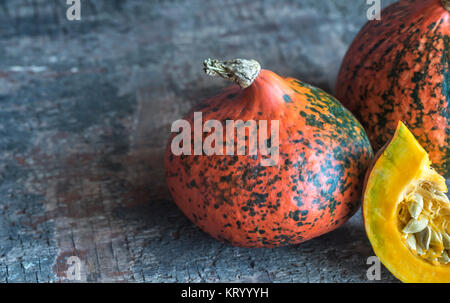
(0, 0, 411, 282)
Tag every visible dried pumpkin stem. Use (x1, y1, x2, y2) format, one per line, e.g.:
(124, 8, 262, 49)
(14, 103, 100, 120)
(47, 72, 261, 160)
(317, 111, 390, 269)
(203, 58, 261, 89)
(442, 0, 450, 11)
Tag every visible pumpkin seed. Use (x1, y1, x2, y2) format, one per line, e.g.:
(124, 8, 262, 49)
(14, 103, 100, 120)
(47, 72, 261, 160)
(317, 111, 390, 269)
(403, 218, 428, 234)
(430, 228, 442, 245)
(435, 191, 449, 204)
(412, 193, 423, 204)
(405, 234, 417, 251)
(439, 250, 449, 264)
(415, 242, 424, 255)
(408, 194, 423, 219)
(416, 226, 431, 250)
(443, 232, 450, 250)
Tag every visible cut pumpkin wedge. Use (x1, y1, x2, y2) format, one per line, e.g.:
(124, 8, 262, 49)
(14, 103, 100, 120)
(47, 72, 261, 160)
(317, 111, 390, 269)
(363, 121, 449, 283)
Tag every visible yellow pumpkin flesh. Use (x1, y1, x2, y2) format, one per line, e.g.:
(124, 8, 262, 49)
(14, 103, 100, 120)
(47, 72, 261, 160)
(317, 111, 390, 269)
(363, 121, 449, 282)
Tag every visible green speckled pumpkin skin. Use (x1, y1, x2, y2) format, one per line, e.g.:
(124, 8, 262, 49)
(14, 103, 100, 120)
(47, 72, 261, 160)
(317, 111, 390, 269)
(165, 69, 373, 247)
(336, 0, 449, 177)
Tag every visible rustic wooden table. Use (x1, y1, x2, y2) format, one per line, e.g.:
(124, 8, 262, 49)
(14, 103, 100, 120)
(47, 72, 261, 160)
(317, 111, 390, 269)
(0, 0, 407, 282)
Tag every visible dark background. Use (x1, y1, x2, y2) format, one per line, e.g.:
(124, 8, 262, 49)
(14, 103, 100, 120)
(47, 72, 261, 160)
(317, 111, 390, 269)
(0, 0, 402, 282)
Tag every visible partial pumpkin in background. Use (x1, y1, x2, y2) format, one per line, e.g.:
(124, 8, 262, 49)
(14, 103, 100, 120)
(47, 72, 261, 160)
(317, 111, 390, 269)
(164, 58, 373, 247)
(336, 0, 449, 177)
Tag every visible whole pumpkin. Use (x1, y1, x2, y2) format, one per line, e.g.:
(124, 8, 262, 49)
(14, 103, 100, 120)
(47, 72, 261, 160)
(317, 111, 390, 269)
(336, 0, 449, 177)
(165, 58, 373, 247)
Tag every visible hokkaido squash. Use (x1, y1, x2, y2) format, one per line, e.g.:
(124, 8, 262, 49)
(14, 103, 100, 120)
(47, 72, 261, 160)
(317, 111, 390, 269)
(363, 121, 449, 282)
(164, 58, 373, 247)
(336, 0, 449, 177)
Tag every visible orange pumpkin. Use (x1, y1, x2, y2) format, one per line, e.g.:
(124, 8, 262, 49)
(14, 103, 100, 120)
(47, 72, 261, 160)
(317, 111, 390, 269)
(164, 58, 373, 247)
(336, 0, 449, 177)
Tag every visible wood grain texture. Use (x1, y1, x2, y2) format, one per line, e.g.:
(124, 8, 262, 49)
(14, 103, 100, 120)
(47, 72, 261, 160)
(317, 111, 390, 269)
(0, 0, 404, 282)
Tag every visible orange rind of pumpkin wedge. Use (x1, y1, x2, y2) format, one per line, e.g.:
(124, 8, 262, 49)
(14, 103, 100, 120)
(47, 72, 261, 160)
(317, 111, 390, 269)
(363, 121, 450, 283)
